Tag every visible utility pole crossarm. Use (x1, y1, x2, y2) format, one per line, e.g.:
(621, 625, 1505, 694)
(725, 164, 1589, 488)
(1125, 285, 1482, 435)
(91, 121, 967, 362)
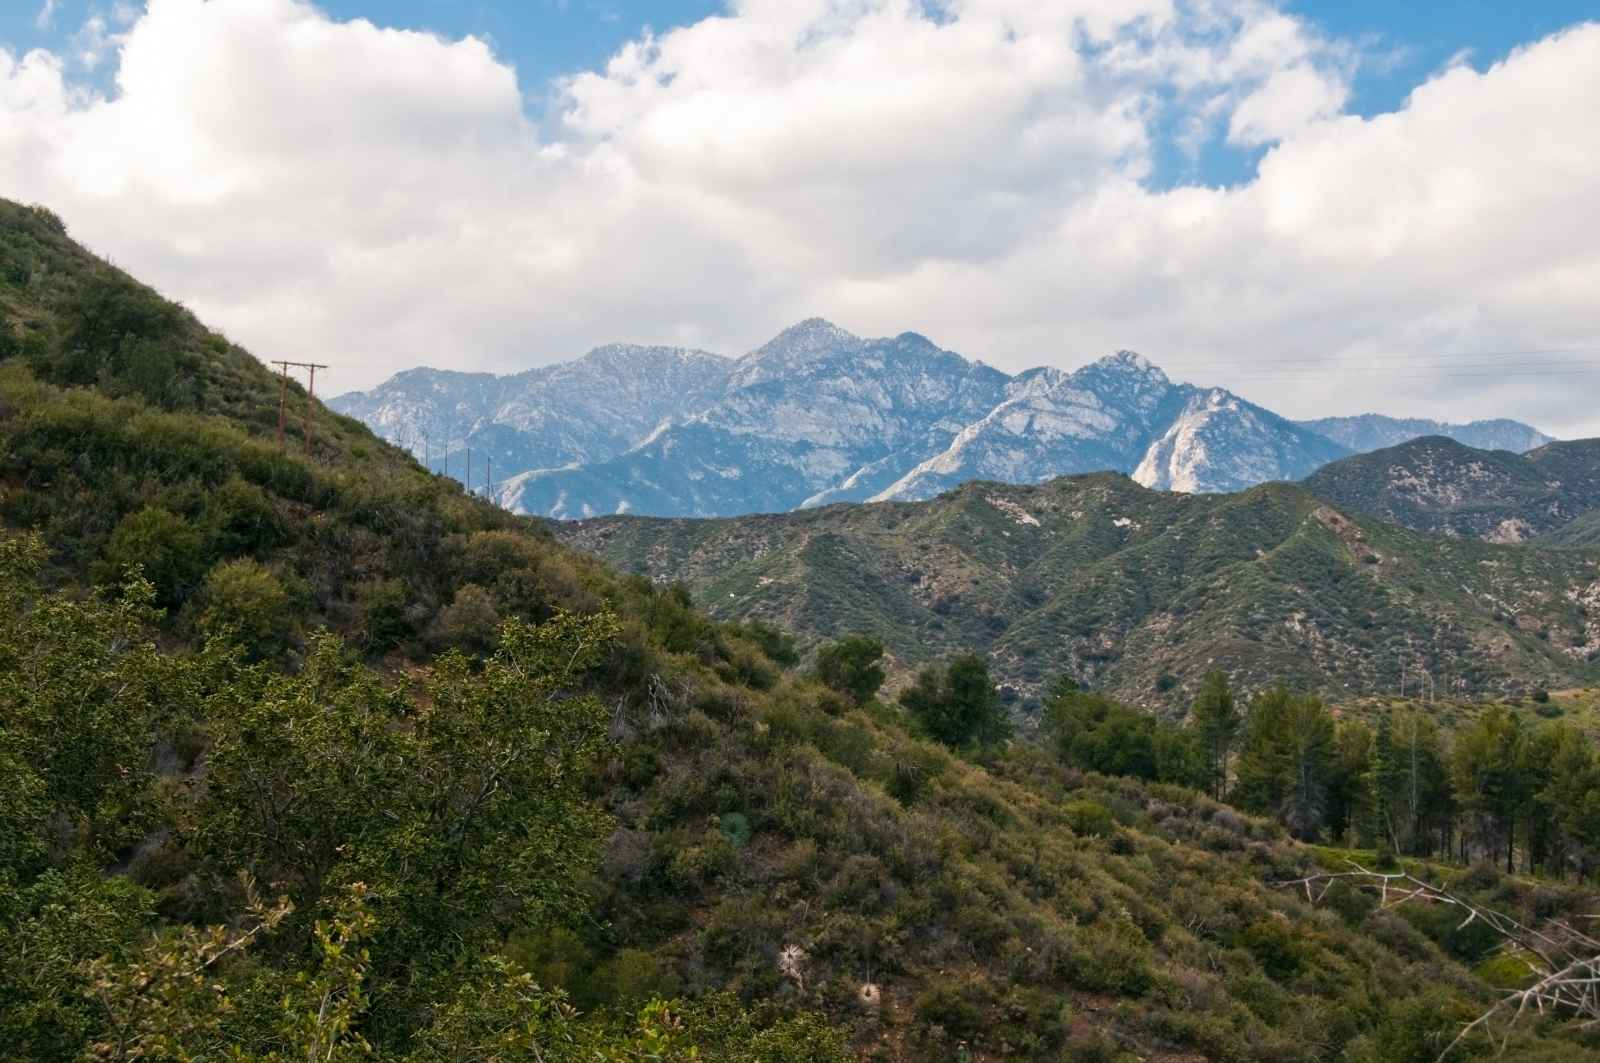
(269, 361, 331, 456)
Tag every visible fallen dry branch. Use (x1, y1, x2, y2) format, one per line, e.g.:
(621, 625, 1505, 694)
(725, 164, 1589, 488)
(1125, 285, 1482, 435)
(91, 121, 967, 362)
(1275, 861, 1600, 1060)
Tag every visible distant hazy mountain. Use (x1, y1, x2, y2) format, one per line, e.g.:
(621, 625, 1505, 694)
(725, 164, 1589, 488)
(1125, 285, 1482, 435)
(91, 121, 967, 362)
(333, 320, 1553, 518)
(328, 344, 732, 480)
(1296, 414, 1553, 454)
(1302, 436, 1600, 542)
(502, 322, 1008, 518)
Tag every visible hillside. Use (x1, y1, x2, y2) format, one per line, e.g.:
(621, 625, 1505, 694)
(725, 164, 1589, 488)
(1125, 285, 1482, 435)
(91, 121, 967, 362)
(559, 473, 1600, 707)
(1302, 435, 1600, 542)
(0, 199, 611, 649)
(1549, 510, 1600, 547)
(6, 198, 1600, 1062)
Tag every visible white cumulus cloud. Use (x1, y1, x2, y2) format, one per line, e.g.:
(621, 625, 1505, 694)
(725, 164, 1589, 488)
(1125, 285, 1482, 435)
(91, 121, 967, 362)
(0, 0, 1596, 437)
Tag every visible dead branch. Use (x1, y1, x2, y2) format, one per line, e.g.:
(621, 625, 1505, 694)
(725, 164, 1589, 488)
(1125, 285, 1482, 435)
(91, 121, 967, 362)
(1275, 861, 1600, 1060)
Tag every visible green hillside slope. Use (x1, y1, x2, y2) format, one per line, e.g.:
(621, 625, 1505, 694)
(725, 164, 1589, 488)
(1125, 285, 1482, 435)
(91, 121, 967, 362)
(1549, 510, 1600, 547)
(1301, 434, 1600, 542)
(559, 473, 1600, 708)
(5, 199, 1600, 1061)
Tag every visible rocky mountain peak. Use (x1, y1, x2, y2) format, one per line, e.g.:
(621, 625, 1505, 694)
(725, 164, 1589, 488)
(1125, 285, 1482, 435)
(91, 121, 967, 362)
(576, 342, 730, 370)
(730, 317, 867, 388)
(746, 317, 862, 361)
(1073, 349, 1172, 396)
(332, 324, 1555, 521)
(1090, 349, 1165, 377)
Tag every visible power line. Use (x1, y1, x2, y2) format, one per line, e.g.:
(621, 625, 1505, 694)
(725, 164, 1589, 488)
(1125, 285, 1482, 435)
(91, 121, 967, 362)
(1217, 367, 1600, 380)
(1162, 345, 1600, 368)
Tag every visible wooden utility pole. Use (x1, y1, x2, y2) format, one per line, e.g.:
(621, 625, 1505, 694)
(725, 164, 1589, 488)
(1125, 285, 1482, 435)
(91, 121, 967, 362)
(274, 363, 289, 449)
(270, 360, 329, 456)
(303, 364, 321, 457)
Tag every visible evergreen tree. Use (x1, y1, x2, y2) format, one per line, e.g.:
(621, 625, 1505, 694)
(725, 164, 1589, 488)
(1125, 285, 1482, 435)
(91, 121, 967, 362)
(1518, 723, 1565, 875)
(1233, 688, 1337, 840)
(900, 654, 1010, 748)
(1392, 709, 1452, 857)
(1045, 682, 1156, 779)
(1327, 721, 1374, 848)
(1542, 725, 1600, 880)
(814, 634, 887, 704)
(1451, 706, 1527, 872)
(1370, 713, 1400, 855)
(1190, 670, 1238, 800)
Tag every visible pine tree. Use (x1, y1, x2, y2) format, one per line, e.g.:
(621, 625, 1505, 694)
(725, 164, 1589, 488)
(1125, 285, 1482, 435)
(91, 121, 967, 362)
(1392, 709, 1451, 857)
(1190, 670, 1238, 801)
(1451, 707, 1527, 872)
(1370, 713, 1399, 856)
(1233, 688, 1336, 840)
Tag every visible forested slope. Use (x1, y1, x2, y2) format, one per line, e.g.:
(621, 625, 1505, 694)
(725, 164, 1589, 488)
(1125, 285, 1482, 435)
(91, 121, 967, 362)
(1549, 511, 1600, 548)
(559, 474, 1600, 708)
(4, 197, 1599, 1061)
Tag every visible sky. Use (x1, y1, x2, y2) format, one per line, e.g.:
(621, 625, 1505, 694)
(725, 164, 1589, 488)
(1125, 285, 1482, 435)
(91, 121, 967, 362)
(1, 1, 1597, 436)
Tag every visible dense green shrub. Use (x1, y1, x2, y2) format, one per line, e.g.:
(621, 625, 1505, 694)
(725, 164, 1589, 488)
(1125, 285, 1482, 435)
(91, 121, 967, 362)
(431, 582, 501, 653)
(813, 633, 886, 703)
(196, 557, 294, 656)
(900, 653, 1011, 748)
(1064, 799, 1116, 838)
(357, 576, 413, 652)
(96, 505, 205, 607)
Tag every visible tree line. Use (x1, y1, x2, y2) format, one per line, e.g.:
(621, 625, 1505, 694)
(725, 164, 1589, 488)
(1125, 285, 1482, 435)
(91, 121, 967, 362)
(814, 635, 1600, 881)
(1055, 670, 1600, 879)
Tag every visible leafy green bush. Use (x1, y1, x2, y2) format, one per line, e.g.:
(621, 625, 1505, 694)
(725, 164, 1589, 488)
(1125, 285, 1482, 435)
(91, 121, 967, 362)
(1239, 917, 1302, 980)
(813, 633, 886, 703)
(196, 557, 294, 656)
(96, 505, 204, 607)
(900, 653, 1011, 748)
(357, 576, 412, 652)
(1064, 799, 1116, 838)
(431, 583, 501, 653)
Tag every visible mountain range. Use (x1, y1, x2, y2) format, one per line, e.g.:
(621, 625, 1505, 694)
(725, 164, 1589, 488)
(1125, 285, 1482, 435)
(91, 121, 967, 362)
(330, 319, 1553, 518)
(1303, 435, 1600, 543)
(558, 473, 1600, 707)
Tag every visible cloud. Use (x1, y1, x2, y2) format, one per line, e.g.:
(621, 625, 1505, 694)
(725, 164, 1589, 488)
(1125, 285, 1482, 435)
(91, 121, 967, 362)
(34, 1, 60, 31)
(71, 14, 121, 70)
(0, 0, 1596, 437)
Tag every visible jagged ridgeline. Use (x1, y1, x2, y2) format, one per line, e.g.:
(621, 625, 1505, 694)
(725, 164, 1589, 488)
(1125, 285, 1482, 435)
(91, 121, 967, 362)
(559, 473, 1600, 706)
(331, 320, 1555, 521)
(1303, 435, 1600, 543)
(5, 198, 1600, 1062)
